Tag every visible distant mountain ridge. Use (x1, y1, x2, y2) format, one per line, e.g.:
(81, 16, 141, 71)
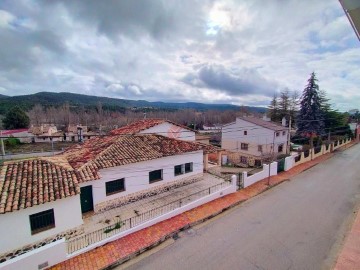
(0, 91, 266, 114)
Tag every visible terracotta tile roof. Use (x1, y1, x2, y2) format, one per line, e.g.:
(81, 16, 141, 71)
(0, 159, 79, 214)
(0, 134, 220, 213)
(237, 116, 287, 131)
(1, 129, 29, 135)
(62, 134, 220, 182)
(109, 119, 194, 135)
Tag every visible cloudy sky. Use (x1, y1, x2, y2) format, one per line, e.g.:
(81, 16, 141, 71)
(0, 0, 359, 110)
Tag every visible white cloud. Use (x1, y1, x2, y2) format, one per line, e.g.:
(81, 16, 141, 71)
(0, 0, 358, 111)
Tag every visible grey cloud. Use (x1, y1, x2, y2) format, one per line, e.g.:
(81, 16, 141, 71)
(0, 27, 66, 71)
(182, 64, 278, 97)
(44, 0, 211, 41)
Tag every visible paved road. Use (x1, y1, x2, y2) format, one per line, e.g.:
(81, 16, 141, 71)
(125, 144, 360, 270)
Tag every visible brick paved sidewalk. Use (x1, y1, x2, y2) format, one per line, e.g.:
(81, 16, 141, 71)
(50, 142, 356, 270)
(334, 209, 360, 270)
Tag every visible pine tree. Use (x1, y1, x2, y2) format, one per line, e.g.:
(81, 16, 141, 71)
(267, 94, 280, 122)
(279, 88, 290, 119)
(2, 106, 30, 129)
(296, 72, 325, 147)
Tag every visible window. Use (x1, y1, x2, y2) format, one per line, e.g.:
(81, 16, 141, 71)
(174, 165, 183, 176)
(149, 169, 163, 183)
(106, 179, 125, 196)
(255, 159, 262, 167)
(282, 131, 286, 136)
(258, 145, 263, 152)
(276, 132, 280, 137)
(241, 143, 248, 150)
(29, 209, 55, 235)
(240, 156, 248, 164)
(244, 130, 247, 135)
(185, 162, 193, 173)
(278, 144, 284, 153)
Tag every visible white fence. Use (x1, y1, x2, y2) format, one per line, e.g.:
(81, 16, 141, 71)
(242, 162, 277, 188)
(241, 139, 354, 188)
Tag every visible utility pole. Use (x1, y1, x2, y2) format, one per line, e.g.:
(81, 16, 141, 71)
(287, 116, 291, 154)
(0, 131, 5, 157)
(267, 131, 276, 186)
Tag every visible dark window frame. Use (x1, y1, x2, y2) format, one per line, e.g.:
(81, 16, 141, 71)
(240, 156, 248, 163)
(241, 143, 249, 150)
(149, 169, 163, 183)
(278, 144, 284, 153)
(258, 145, 262, 152)
(185, 162, 193, 173)
(276, 132, 280, 137)
(105, 178, 125, 196)
(282, 131, 286, 136)
(244, 130, 247, 135)
(174, 165, 183, 176)
(29, 209, 55, 235)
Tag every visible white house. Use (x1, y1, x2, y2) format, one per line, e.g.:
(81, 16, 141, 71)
(0, 134, 218, 256)
(222, 116, 289, 158)
(110, 119, 196, 141)
(0, 129, 32, 143)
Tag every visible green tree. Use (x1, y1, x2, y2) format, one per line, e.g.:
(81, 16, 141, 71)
(268, 93, 280, 122)
(2, 106, 30, 129)
(296, 72, 325, 147)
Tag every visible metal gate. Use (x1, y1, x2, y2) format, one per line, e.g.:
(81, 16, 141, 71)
(277, 158, 285, 173)
(237, 173, 244, 190)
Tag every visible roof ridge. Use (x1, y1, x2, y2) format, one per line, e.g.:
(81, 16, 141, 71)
(77, 134, 129, 170)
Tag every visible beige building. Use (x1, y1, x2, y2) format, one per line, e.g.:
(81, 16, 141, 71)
(221, 116, 289, 158)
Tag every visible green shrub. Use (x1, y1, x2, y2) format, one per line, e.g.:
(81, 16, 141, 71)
(4, 137, 21, 147)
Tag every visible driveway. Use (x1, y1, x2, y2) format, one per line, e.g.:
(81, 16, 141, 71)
(124, 144, 360, 270)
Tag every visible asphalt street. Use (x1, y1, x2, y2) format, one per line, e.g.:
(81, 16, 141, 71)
(124, 144, 360, 270)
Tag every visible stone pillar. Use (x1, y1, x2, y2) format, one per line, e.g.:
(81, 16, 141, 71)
(203, 153, 209, 171)
(217, 151, 222, 166)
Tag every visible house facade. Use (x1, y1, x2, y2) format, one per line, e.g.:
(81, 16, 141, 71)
(0, 134, 218, 256)
(1, 129, 32, 143)
(222, 117, 289, 158)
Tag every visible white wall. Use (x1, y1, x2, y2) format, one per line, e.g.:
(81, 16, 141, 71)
(139, 122, 195, 141)
(80, 151, 203, 207)
(243, 162, 278, 188)
(0, 239, 67, 270)
(70, 179, 236, 258)
(222, 118, 288, 156)
(0, 195, 83, 254)
(284, 154, 296, 171)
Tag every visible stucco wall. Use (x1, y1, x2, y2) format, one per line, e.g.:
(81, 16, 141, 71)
(0, 239, 67, 270)
(139, 122, 195, 141)
(0, 195, 83, 254)
(243, 162, 278, 188)
(80, 151, 203, 207)
(222, 118, 288, 156)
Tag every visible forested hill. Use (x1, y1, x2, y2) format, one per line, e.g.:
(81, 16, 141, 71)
(0, 92, 266, 114)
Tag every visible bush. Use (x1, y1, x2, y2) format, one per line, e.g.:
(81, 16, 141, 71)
(4, 137, 21, 147)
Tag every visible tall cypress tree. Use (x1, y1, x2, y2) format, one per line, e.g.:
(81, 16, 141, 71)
(296, 72, 325, 146)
